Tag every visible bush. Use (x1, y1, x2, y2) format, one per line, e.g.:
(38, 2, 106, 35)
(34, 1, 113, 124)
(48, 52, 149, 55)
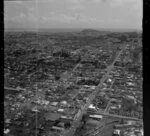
(56, 85, 66, 94)
(55, 74, 60, 80)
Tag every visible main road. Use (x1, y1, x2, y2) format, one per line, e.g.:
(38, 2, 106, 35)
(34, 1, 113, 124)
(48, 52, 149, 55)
(62, 44, 127, 136)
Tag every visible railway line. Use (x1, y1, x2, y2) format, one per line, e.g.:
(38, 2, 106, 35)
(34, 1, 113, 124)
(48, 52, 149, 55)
(93, 111, 142, 121)
(83, 119, 118, 136)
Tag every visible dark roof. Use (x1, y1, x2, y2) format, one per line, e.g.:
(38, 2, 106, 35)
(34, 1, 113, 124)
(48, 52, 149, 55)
(44, 112, 61, 121)
(86, 119, 99, 125)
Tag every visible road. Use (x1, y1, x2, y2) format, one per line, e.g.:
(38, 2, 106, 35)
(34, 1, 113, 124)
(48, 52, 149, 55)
(62, 45, 127, 136)
(61, 62, 81, 80)
(94, 111, 142, 121)
(82, 118, 117, 136)
(103, 79, 116, 113)
(104, 99, 111, 113)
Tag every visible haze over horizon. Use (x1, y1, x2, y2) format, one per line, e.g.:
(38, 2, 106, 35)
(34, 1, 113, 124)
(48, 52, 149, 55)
(4, 0, 142, 31)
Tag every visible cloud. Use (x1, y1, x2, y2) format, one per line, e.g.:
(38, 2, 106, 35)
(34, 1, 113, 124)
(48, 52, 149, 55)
(109, 0, 142, 8)
(5, 0, 142, 29)
(66, 0, 85, 11)
(131, 0, 143, 18)
(40, 12, 104, 25)
(10, 13, 26, 23)
(4, 0, 33, 4)
(12, 1, 23, 4)
(28, 7, 35, 12)
(66, 0, 106, 3)
(5, 10, 37, 24)
(37, 0, 56, 2)
(90, 0, 107, 2)
(109, 0, 142, 21)
(40, 13, 76, 24)
(111, 19, 124, 24)
(68, 3, 84, 10)
(65, 0, 108, 3)
(4, 0, 23, 3)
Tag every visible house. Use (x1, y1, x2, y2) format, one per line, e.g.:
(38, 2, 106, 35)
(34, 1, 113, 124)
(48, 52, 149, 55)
(126, 95, 137, 104)
(57, 109, 64, 112)
(60, 115, 73, 122)
(51, 126, 64, 131)
(90, 85, 96, 89)
(135, 129, 143, 136)
(118, 104, 121, 109)
(127, 82, 135, 86)
(86, 119, 99, 125)
(51, 102, 58, 106)
(60, 101, 67, 105)
(126, 120, 136, 125)
(31, 107, 40, 112)
(126, 95, 135, 100)
(83, 85, 96, 89)
(89, 114, 103, 120)
(87, 104, 97, 112)
(111, 98, 120, 103)
(57, 121, 71, 129)
(4, 129, 10, 134)
(107, 78, 112, 83)
(88, 104, 96, 109)
(83, 85, 90, 89)
(44, 113, 61, 121)
(110, 106, 118, 110)
(113, 129, 121, 136)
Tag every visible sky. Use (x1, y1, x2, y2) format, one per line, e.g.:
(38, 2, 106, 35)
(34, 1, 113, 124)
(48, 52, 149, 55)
(4, 0, 143, 30)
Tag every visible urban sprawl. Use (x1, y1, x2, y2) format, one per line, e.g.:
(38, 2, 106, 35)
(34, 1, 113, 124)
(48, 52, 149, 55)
(4, 29, 143, 136)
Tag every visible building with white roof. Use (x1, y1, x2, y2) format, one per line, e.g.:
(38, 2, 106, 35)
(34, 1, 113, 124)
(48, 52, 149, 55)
(57, 109, 64, 112)
(88, 104, 96, 109)
(89, 114, 103, 119)
(51, 102, 58, 106)
(60, 101, 67, 105)
(113, 129, 121, 135)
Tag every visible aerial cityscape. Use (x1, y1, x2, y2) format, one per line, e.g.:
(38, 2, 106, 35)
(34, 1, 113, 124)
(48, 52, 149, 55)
(4, 0, 142, 136)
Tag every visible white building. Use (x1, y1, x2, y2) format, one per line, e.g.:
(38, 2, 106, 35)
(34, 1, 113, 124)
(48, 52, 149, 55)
(57, 109, 64, 112)
(113, 129, 121, 135)
(89, 114, 103, 120)
(51, 102, 58, 106)
(88, 104, 96, 109)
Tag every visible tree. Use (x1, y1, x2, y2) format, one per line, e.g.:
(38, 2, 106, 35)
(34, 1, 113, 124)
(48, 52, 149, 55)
(81, 114, 89, 124)
(52, 49, 71, 58)
(55, 74, 60, 80)
(122, 98, 136, 112)
(120, 119, 124, 124)
(56, 84, 66, 94)
(64, 122, 71, 128)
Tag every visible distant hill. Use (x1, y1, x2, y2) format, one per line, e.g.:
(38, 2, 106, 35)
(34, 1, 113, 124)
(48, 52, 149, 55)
(81, 29, 101, 33)
(5, 28, 82, 33)
(79, 29, 107, 36)
(5, 28, 141, 34)
(38, 28, 82, 33)
(81, 28, 141, 33)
